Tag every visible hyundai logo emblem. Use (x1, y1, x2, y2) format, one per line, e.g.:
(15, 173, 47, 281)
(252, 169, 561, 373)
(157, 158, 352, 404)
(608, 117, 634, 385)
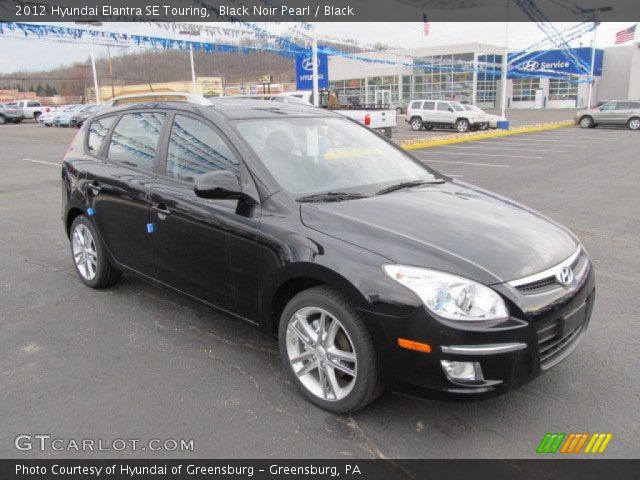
(556, 266, 574, 287)
(301, 56, 319, 71)
(518, 60, 540, 71)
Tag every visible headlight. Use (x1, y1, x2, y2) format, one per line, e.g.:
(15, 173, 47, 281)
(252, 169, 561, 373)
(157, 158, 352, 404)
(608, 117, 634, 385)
(383, 265, 508, 324)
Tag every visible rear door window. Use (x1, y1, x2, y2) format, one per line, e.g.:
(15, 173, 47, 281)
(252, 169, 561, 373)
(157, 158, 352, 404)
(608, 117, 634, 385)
(437, 102, 451, 111)
(409, 101, 422, 110)
(87, 116, 116, 155)
(107, 112, 166, 172)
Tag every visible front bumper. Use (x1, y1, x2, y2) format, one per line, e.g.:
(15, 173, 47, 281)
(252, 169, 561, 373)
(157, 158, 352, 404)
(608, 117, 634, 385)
(360, 267, 595, 400)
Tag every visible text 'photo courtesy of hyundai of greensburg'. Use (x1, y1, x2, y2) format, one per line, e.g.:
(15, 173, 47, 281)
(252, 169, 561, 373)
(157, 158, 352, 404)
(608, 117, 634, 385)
(61, 97, 594, 413)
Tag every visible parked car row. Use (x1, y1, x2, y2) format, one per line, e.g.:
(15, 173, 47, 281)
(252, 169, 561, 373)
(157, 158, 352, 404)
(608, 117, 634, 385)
(38, 104, 101, 128)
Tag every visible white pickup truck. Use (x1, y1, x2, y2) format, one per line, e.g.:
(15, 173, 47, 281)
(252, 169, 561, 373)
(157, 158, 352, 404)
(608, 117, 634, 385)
(276, 90, 397, 138)
(5, 100, 53, 122)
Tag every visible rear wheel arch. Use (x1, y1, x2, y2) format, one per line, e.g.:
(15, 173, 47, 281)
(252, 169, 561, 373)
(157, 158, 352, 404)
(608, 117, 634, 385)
(66, 207, 84, 237)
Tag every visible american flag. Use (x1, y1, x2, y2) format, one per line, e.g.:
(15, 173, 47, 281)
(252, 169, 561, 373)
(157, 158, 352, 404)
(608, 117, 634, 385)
(423, 13, 430, 38)
(615, 25, 636, 44)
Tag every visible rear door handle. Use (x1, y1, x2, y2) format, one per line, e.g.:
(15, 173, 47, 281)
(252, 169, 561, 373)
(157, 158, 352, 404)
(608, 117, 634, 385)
(152, 203, 171, 216)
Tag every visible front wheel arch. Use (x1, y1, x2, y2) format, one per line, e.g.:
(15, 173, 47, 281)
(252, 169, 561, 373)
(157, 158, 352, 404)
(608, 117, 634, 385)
(264, 264, 371, 337)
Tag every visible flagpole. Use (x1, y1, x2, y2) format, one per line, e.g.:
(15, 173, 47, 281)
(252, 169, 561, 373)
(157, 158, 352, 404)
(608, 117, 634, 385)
(500, 1, 509, 118)
(587, 23, 598, 109)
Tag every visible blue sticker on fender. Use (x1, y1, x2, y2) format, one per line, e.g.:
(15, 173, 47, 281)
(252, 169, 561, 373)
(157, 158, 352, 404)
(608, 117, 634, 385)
(86, 208, 96, 216)
(146, 223, 155, 233)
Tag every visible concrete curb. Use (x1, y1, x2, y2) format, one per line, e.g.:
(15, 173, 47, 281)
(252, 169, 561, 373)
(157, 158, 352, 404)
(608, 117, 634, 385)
(400, 120, 575, 151)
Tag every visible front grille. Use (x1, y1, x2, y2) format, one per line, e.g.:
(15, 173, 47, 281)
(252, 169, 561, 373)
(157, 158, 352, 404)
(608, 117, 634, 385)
(516, 276, 556, 293)
(515, 249, 589, 295)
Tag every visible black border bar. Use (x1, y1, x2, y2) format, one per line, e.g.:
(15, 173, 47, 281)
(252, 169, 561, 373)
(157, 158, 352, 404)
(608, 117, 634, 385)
(1, 459, 639, 480)
(0, 0, 638, 22)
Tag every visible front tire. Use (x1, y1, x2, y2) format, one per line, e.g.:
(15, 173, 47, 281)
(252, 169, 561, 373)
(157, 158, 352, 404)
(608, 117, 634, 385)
(278, 286, 382, 413)
(70, 215, 121, 288)
(579, 116, 594, 128)
(410, 117, 423, 131)
(455, 118, 470, 133)
(0, 115, 6, 125)
(628, 117, 640, 131)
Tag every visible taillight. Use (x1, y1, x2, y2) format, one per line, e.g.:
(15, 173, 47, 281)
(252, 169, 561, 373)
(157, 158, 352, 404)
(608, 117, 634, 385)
(364, 113, 371, 126)
(64, 128, 83, 159)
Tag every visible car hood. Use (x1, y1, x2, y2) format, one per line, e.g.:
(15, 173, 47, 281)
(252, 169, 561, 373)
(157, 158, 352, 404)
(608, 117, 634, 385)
(300, 181, 578, 285)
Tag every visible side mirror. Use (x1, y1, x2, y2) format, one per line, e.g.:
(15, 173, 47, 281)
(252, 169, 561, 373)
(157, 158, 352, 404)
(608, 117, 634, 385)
(194, 170, 244, 200)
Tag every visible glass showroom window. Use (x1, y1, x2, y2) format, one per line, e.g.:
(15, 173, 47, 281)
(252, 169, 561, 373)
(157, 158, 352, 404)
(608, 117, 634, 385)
(330, 79, 366, 106)
(549, 79, 578, 101)
(366, 76, 399, 105)
(512, 78, 540, 102)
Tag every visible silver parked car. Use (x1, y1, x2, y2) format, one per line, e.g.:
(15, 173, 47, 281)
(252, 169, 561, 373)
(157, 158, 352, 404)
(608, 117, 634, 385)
(575, 100, 640, 130)
(405, 99, 488, 133)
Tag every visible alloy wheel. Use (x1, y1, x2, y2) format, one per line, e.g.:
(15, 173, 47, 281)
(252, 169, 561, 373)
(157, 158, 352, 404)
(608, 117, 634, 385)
(628, 118, 640, 130)
(456, 120, 470, 133)
(285, 306, 357, 401)
(410, 118, 422, 131)
(580, 117, 592, 128)
(72, 224, 98, 281)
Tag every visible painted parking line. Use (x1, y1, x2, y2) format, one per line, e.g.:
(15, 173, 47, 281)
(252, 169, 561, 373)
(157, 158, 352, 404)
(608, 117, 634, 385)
(415, 150, 540, 159)
(474, 140, 587, 148)
(420, 159, 509, 168)
(22, 158, 60, 166)
(440, 145, 568, 153)
(490, 137, 594, 144)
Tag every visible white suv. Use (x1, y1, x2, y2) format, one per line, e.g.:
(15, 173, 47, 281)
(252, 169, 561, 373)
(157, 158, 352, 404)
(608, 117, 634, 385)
(406, 100, 488, 133)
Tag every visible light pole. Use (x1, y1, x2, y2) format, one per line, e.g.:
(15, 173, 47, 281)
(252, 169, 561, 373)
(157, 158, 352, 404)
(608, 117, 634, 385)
(312, 24, 319, 107)
(75, 21, 102, 104)
(583, 7, 612, 108)
(179, 28, 201, 93)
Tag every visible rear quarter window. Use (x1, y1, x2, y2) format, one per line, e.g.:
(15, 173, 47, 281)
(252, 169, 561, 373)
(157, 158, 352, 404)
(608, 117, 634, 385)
(87, 116, 116, 155)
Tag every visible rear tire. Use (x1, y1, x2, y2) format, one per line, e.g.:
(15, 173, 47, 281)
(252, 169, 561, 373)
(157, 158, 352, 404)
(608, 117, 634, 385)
(0, 115, 6, 125)
(579, 116, 594, 128)
(628, 117, 640, 131)
(33, 112, 41, 122)
(278, 286, 382, 413)
(69, 215, 121, 289)
(410, 117, 423, 131)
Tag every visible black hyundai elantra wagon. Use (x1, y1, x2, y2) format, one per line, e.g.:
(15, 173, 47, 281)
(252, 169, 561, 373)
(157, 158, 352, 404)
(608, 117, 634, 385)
(61, 98, 595, 412)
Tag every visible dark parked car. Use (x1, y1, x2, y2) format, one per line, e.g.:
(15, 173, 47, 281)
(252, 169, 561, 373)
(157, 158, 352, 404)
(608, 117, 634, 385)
(70, 104, 101, 128)
(61, 100, 595, 412)
(0, 103, 25, 124)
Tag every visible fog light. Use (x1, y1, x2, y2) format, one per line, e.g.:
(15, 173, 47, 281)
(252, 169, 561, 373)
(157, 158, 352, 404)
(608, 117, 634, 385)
(441, 360, 484, 383)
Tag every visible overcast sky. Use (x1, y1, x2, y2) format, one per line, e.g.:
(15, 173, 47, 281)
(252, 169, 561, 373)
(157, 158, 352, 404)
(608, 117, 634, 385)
(0, 22, 636, 73)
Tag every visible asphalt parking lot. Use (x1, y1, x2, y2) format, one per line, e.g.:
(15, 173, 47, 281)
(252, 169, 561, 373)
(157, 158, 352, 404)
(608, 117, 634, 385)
(1, 122, 639, 459)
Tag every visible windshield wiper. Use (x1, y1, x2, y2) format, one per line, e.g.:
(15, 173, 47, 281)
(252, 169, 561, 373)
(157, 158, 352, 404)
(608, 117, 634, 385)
(375, 178, 444, 196)
(296, 191, 368, 203)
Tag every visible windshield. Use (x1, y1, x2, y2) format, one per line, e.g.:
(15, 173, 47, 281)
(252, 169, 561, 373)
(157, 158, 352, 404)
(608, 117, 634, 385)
(451, 103, 466, 111)
(235, 117, 437, 196)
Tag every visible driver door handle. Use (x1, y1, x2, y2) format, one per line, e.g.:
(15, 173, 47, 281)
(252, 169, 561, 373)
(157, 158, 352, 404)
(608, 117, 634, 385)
(152, 203, 171, 216)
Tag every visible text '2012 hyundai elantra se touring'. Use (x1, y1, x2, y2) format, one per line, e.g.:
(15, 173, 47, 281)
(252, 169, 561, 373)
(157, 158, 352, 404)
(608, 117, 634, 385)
(61, 98, 594, 413)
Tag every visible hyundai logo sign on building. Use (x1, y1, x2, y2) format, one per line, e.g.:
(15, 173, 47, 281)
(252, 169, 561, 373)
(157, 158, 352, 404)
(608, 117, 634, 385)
(508, 47, 604, 78)
(295, 52, 329, 90)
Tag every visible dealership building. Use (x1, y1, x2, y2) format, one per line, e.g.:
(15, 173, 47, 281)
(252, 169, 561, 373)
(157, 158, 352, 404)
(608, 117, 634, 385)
(327, 42, 640, 109)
